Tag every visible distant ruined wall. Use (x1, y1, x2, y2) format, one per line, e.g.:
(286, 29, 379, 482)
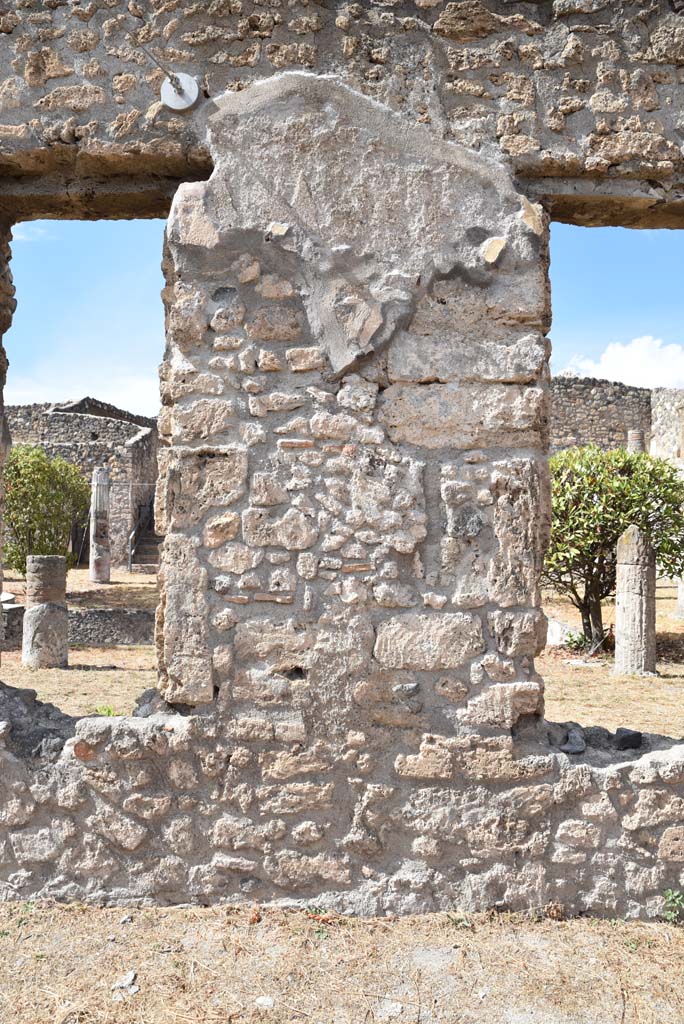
(650, 389, 684, 468)
(5, 407, 158, 565)
(1, 1, 684, 918)
(550, 377, 653, 453)
(550, 378, 684, 464)
(7, 407, 144, 447)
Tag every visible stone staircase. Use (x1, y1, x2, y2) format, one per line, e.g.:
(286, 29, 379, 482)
(130, 528, 163, 574)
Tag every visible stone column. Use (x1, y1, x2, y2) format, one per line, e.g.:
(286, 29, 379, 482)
(614, 525, 656, 675)
(627, 429, 646, 453)
(89, 466, 111, 583)
(22, 555, 68, 669)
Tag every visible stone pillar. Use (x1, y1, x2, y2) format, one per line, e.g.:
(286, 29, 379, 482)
(614, 525, 656, 675)
(627, 429, 646, 453)
(22, 556, 68, 669)
(89, 466, 111, 583)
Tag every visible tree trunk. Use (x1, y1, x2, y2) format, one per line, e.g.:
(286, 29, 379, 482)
(587, 587, 604, 651)
(580, 604, 592, 642)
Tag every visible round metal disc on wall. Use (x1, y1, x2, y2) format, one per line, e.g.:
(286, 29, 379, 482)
(160, 73, 200, 113)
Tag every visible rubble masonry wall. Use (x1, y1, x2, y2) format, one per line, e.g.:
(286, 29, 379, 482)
(0, 2, 684, 916)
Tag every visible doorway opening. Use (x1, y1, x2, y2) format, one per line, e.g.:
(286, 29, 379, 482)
(1, 218, 166, 719)
(542, 222, 684, 741)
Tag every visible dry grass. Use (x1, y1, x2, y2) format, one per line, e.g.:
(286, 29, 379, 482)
(0, 646, 156, 717)
(0, 903, 682, 1024)
(540, 648, 684, 736)
(542, 581, 684, 736)
(3, 568, 159, 612)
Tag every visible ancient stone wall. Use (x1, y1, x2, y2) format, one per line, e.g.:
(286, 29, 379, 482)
(549, 378, 684, 464)
(7, 407, 146, 447)
(650, 388, 684, 467)
(0, 1, 684, 917)
(550, 377, 653, 453)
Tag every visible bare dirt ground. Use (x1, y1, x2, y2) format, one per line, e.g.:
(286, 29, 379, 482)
(3, 567, 159, 611)
(0, 646, 156, 717)
(542, 581, 684, 737)
(1, 569, 159, 715)
(0, 904, 682, 1024)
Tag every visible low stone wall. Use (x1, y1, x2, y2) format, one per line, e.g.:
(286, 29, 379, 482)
(2, 604, 24, 652)
(1, 606, 154, 650)
(68, 609, 155, 647)
(550, 378, 652, 454)
(0, 695, 683, 918)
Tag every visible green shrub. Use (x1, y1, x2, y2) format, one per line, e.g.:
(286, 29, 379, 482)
(3, 445, 90, 575)
(543, 445, 684, 647)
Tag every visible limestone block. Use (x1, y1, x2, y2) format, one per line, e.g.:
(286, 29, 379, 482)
(210, 814, 286, 851)
(202, 512, 240, 547)
(488, 609, 547, 657)
(378, 383, 546, 450)
(388, 328, 547, 385)
(89, 808, 150, 852)
(555, 819, 601, 849)
(246, 306, 304, 342)
(348, 453, 426, 555)
(459, 681, 543, 728)
(286, 347, 326, 372)
(265, 850, 351, 887)
(157, 447, 248, 531)
(374, 613, 484, 670)
(210, 294, 246, 331)
(35, 83, 106, 111)
(234, 619, 314, 673)
(433, 1, 541, 42)
(658, 826, 684, 861)
(621, 790, 684, 831)
(395, 736, 454, 779)
(158, 535, 213, 705)
(9, 826, 64, 864)
(242, 507, 318, 550)
(257, 782, 334, 815)
(486, 457, 549, 607)
(208, 543, 263, 574)
(170, 399, 236, 441)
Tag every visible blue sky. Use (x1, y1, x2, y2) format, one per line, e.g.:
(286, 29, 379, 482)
(5, 219, 166, 416)
(549, 222, 684, 386)
(3, 219, 684, 416)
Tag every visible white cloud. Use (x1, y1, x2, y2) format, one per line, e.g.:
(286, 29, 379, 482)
(10, 223, 58, 244)
(4, 369, 160, 418)
(561, 335, 684, 389)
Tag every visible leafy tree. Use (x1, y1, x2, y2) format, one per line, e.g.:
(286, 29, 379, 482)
(3, 445, 91, 575)
(543, 445, 684, 648)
